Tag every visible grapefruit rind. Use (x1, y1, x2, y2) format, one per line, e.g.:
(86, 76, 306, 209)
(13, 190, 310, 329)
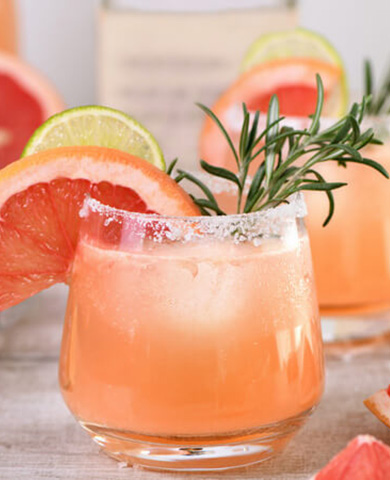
(364, 388, 390, 428)
(22, 105, 165, 171)
(0, 146, 193, 216)
(240, 28, 348, 116)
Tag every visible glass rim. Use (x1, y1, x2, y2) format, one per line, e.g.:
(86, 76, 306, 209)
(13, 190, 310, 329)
(81, 192, 307, 226)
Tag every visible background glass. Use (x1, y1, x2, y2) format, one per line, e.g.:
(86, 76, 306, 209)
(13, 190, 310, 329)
(305, 116, 390, 344)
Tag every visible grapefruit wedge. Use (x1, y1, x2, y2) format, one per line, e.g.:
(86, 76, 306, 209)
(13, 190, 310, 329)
(199, 58, 345, 170)
(0, 146, 199, 311)
(312, 435, 390, 480)
(364, 385, 390, 428)
(0, 52, 64, 168)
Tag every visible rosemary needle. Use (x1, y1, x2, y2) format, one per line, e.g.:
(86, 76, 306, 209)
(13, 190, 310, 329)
(365, 59, 390, 115)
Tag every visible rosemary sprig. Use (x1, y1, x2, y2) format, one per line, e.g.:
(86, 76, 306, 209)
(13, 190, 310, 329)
(364, 59, 390, 114)
(175, 74, 388, 226)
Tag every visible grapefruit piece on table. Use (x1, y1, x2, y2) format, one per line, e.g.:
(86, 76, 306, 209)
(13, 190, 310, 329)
(0, 52, 64, 168)
(0, 146, 199, 311)
(364, 385, 390, 428)
(311, 435, 390, 480)
(199, 57, 346, 170)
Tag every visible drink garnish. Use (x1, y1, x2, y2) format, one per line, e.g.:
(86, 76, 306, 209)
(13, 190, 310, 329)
(0, 146, 198, 311)
(174, 75, 388, 225)
(22, 105, 165, 170)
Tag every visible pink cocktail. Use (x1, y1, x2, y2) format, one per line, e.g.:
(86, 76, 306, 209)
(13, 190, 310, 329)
(304, 116, 390, 343)
(59, 194, 324, 471)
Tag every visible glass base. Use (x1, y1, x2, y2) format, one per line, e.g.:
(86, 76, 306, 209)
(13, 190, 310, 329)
(321, 312, 390, 349)
(80, 408, 314, 472)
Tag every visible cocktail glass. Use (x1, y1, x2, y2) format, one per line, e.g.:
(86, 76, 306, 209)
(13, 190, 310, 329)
(305, 116, 390, 345)
(59, 193, 323, 471)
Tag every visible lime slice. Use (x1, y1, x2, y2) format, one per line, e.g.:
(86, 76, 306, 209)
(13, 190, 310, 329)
(22, 105, 165, 170)
(240, 28, 348, 115)
(241, 28, 344, 71)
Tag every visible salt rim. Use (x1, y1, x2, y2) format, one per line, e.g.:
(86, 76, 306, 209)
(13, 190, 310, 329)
(81, 192, 306, 225)
(81, 193, 306, 245)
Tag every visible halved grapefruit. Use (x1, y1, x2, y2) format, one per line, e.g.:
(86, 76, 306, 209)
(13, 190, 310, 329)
(311, 435, 390, 479)
(364, 385, 390, 428)
(0, 146, 199, 311)
(199, 58, 345, 170)
(0, 52, 64, 168)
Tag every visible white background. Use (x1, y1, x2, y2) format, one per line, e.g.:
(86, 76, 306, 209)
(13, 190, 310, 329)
(300, 0, 390, 102)
(17, 0, 390, 107)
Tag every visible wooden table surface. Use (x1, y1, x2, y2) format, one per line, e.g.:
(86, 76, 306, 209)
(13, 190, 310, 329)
(1, 285, 390, 480)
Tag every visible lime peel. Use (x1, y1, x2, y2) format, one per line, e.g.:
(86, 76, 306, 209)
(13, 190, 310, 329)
(22, 105, 165, 170)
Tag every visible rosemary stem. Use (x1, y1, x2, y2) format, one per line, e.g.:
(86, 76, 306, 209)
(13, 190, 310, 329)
(178, 81, 386, 225)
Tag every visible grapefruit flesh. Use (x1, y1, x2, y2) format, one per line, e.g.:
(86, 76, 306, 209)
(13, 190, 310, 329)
(312, 435, 390, 480)
(199, 58, 344, 170)
(0, 146, 199, 310)
(364, 386, 390, 428)
(246, 84, 319, 116)
(0, 52, 64, 168)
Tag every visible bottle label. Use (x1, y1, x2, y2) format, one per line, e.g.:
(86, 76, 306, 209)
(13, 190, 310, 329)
(98, 6, 297, 168)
